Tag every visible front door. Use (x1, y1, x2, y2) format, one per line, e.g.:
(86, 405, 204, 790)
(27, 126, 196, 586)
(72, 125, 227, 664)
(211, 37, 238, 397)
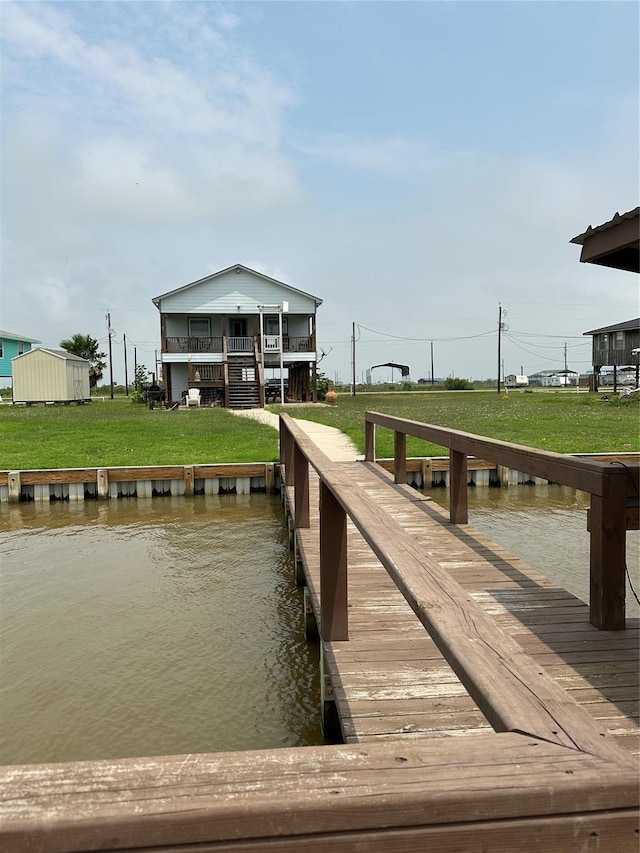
(230, 318, 247, 337)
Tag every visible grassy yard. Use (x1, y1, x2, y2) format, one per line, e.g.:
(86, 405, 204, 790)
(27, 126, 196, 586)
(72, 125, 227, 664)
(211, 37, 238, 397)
(0, 390, 637, 470)
(0, 399, 280, 470)
(274, 390, 640, 459)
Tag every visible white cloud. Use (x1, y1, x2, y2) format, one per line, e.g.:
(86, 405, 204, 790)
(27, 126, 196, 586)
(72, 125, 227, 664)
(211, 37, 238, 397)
(77, 138, 197, 222)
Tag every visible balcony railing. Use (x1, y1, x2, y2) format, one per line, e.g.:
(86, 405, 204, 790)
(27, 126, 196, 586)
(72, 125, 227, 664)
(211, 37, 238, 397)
(283, 336, 312, 352)
(165, 336, 223, 353)
(163, 335, 314, 355)
(227, 336, 254, 353)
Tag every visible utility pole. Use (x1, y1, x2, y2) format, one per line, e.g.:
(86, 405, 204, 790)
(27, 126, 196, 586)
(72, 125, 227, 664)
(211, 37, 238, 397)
(106, 313, 114, 399)
(123, 334, 129, 396)
(351, 322, 356, 397)
(497, 303, 502, 394)
(430, 341, 434, 385)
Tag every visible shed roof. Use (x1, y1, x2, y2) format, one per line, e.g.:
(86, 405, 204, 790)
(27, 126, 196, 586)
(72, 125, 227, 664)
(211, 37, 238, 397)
(152, 264, 323, 308)
(583, 317, 640, 336)
(0, 329, 41, 344)
(13, 347, 90, 363)
(570, 207, 640, 273)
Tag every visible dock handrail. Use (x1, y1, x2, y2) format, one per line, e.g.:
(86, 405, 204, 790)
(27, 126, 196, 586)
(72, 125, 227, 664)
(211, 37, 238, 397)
(364, 410, 638, 631)
(279, 414, 635, 767)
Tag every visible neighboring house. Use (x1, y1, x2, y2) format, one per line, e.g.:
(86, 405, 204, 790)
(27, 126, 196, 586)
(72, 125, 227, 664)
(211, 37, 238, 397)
(153, 264, 323, 408)
(12, 348, 91, 404)
(0, 330, 41, 381)
(583, 318, 640, 392)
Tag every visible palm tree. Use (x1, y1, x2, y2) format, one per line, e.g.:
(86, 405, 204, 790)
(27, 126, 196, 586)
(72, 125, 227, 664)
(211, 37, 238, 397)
(60, 333, 107, 388)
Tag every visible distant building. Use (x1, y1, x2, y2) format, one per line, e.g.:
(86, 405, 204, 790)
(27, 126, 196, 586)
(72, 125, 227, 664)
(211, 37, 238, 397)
(0, 330, 41, 382)
(583, 318, 640, 393)
(504, 374, 529, 388)
(529, 370, 578, 388)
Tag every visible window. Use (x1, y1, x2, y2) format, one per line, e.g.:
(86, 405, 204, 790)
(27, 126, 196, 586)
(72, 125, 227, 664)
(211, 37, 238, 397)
(615, 331, 624, 349)
(599, 334, 608, 351)
(188, 318, 210, 337)
(0, 340, 3, 359)
(265, 315, 288, 335)
(17, 342, 25, 355)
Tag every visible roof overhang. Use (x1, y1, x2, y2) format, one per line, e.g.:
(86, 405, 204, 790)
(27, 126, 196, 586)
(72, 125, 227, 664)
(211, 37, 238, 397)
(570, 207, 640, 273)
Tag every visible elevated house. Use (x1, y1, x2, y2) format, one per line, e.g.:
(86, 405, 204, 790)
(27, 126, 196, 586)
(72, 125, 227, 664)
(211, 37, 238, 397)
(583, 318, 640, 392)
(0, 330, 41, 382)
(153, 265, 322, 408)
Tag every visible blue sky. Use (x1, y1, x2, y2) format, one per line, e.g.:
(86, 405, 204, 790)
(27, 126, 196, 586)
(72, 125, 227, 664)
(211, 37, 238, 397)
(1, 0, 638, 385)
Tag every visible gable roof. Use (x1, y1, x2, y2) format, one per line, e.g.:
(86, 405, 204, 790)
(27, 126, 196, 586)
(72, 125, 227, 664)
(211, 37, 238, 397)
(14, 347, 90, 363)
(0, 329, 41, 344)
(583, 318, 640, 336)
(152, 264, 322, 308)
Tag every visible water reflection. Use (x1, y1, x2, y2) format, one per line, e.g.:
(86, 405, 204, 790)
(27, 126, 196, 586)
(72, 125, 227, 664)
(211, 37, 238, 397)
(425, 484, 640, 618)
(0, 495, 323, 765)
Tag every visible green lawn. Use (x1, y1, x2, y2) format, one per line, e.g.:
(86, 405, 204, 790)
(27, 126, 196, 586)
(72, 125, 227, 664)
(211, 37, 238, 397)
(273, 390, 640, 459)
(0, 390, 637, 470)
(0, 399, 279, 470)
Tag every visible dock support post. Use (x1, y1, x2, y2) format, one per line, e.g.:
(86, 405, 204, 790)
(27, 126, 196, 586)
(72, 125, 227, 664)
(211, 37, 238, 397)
(320, 643, 342, 742)
(295, 531, 306, 586)
(8, 471, 20, 503)
(393, 431, 407, 485)
(450, 449, 468, 524)
(320, 481, 348, 641)
(421, 458, 432, 489)
(97, 468, 109, 499)
(294, 444, 309, 529)
(365, 419, 375, 462)
(265, 462, 275, 493)
(304, 588, 317, 640)
(184, 466, 194, 497)
(590, 470, 627, 630)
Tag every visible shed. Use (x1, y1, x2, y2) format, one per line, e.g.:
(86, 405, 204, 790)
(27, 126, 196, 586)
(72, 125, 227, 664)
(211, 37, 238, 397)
(12, 348, 91, 404)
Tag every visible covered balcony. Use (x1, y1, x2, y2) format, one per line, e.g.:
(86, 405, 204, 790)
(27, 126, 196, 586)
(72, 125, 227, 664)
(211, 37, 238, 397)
(163, 334, 313, 355)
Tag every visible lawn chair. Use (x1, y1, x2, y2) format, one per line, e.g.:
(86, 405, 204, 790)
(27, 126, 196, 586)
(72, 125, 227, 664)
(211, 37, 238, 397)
(186, 388, 201, 407)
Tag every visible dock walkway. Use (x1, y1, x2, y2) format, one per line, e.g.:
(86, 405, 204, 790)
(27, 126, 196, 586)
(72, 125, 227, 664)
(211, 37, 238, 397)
(286, 461, 639, 751)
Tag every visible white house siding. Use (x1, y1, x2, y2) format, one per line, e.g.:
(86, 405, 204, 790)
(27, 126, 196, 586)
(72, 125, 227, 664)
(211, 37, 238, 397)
(157, 269, 318, 315)
(170, 363, 189, 402)
(165, 316, 224, 336)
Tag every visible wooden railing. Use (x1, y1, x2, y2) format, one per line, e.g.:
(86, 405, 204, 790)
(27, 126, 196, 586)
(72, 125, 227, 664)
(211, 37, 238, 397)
(164, 336, 223, 353)
(279, 413, 637, 757)
(364, 411, 639, 631)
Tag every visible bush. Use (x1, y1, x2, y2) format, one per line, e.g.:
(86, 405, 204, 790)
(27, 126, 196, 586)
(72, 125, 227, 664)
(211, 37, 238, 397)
(443, 377, 474, 391)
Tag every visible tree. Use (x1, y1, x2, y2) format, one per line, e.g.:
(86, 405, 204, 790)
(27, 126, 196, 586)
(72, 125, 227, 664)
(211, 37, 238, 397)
(130, 364, 151, 404)
(60, 333, 107, 388)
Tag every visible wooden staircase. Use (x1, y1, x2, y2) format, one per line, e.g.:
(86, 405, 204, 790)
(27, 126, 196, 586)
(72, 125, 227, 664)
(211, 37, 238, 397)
(227, 355, 261, 409)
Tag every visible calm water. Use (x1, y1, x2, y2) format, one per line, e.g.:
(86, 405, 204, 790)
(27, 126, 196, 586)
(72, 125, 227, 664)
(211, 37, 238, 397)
(2, 486, 638, 766)
(426, 484, 640, 619)
(0, 494, 323, 765)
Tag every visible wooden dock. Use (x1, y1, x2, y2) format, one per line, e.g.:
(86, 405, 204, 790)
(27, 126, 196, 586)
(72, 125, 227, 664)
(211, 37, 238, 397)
(287, 460, 639, 753)
(1, 411, 638, 851)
